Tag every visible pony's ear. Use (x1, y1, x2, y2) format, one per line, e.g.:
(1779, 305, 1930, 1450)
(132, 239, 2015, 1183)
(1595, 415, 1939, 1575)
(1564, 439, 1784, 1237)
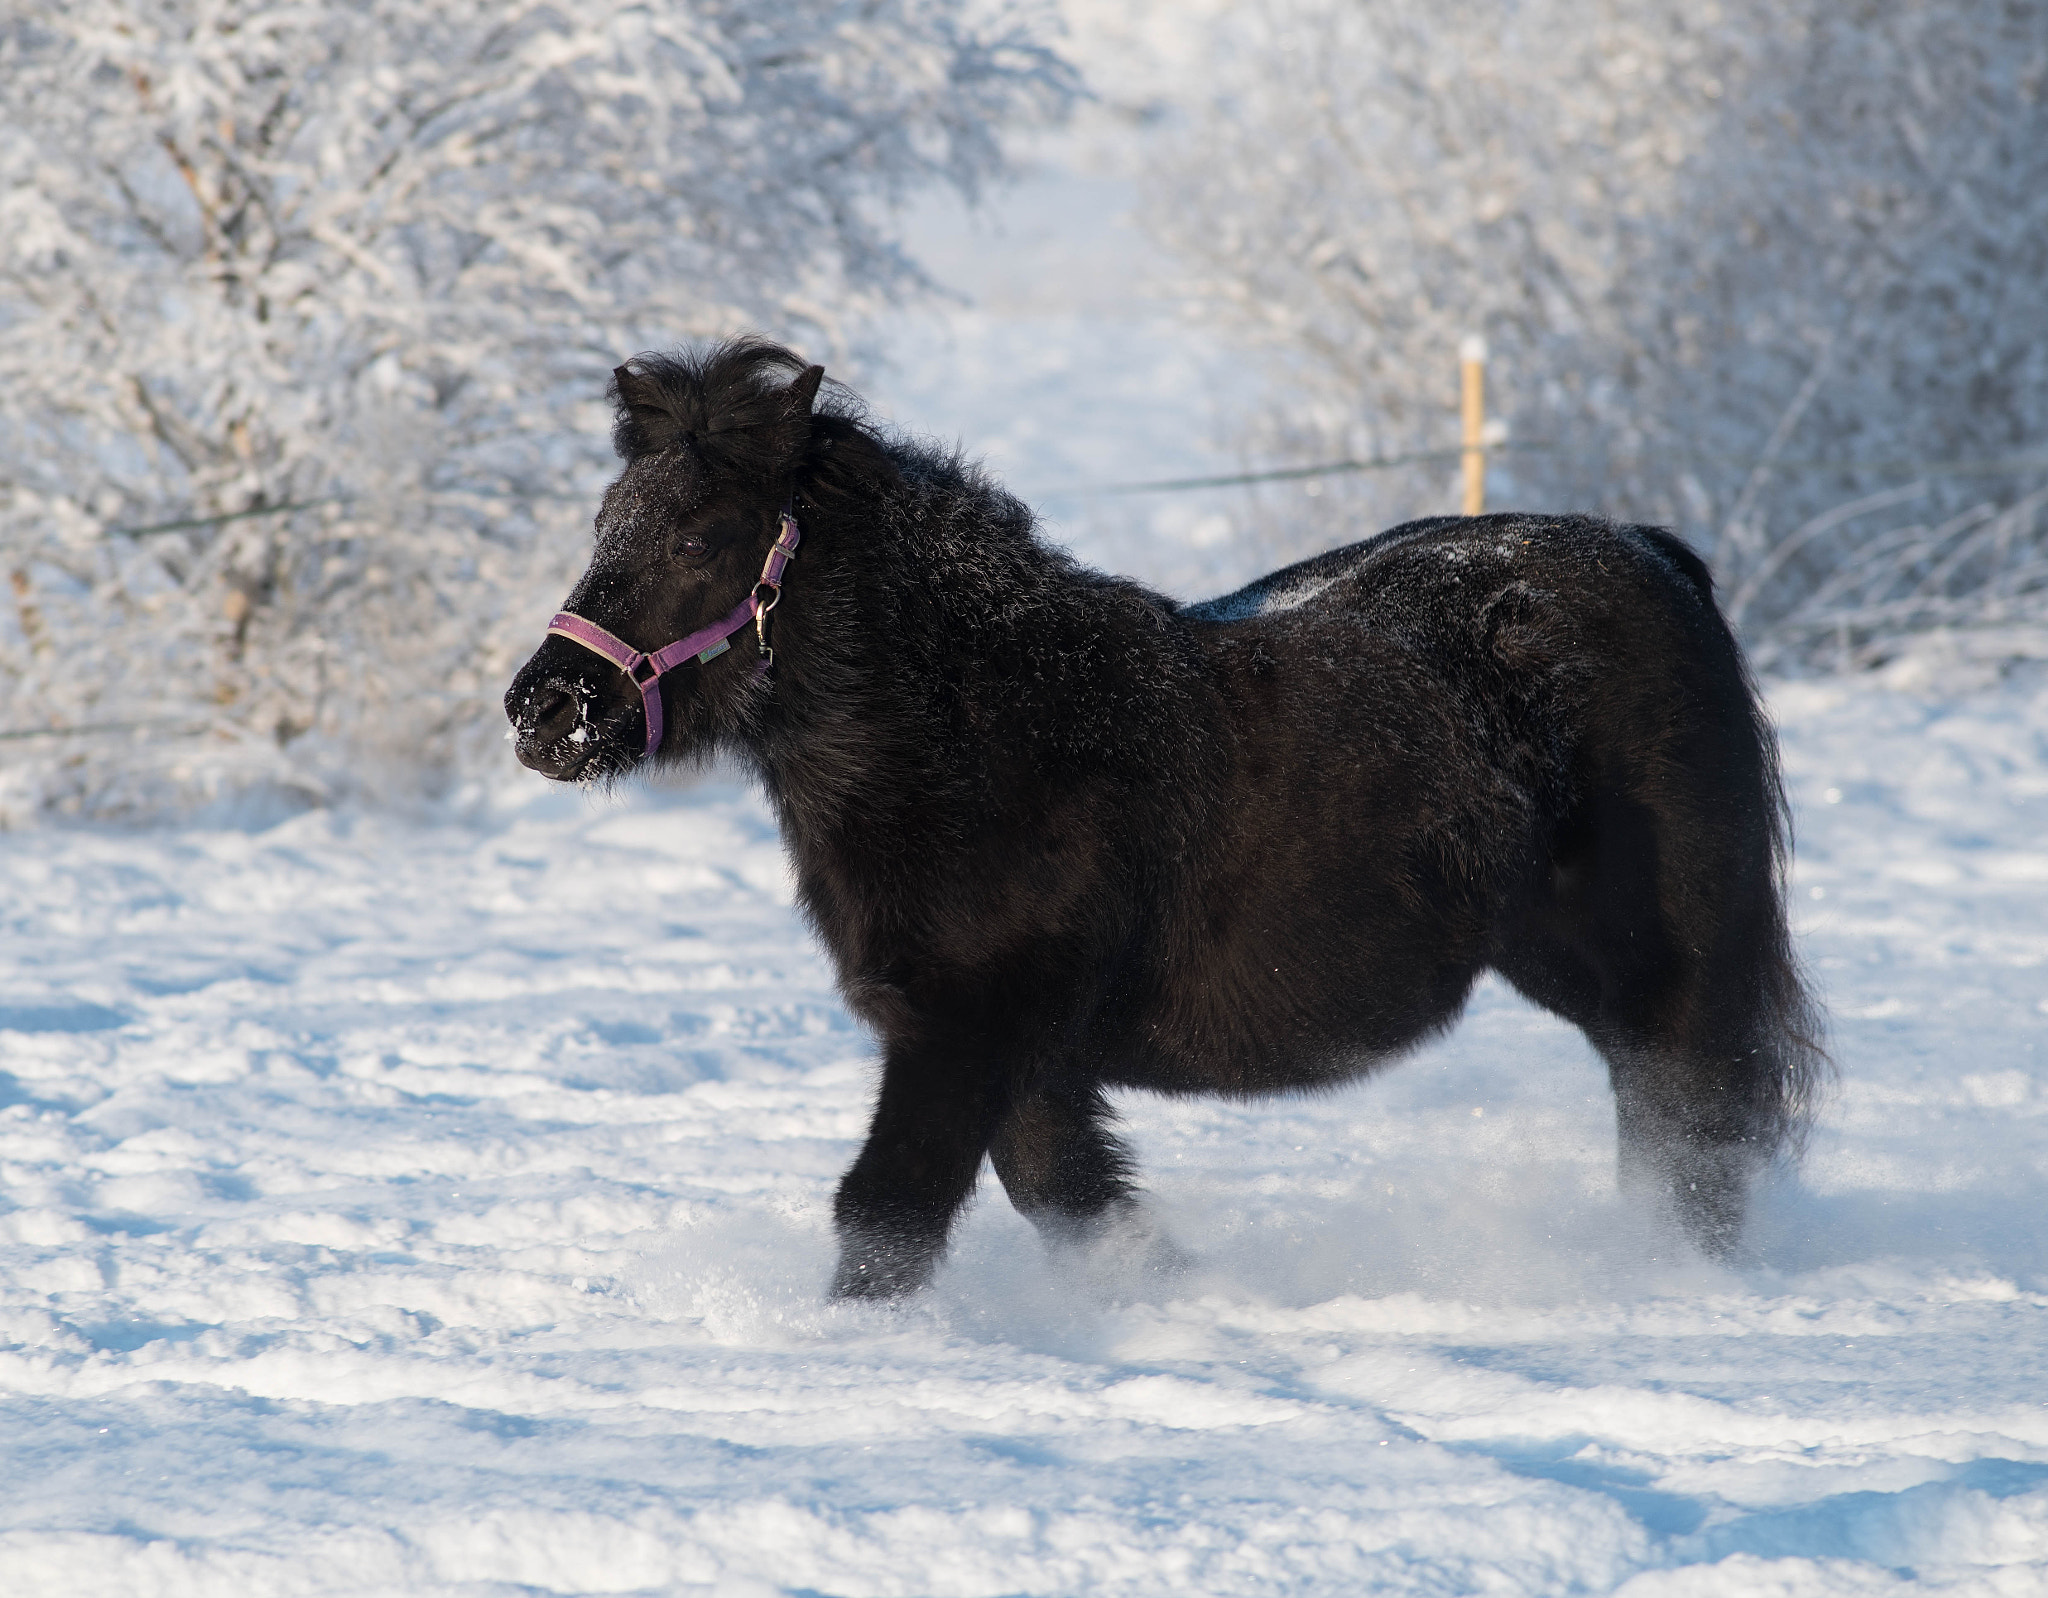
(611, 363, 683, 456)
(784, 364, 826, 418)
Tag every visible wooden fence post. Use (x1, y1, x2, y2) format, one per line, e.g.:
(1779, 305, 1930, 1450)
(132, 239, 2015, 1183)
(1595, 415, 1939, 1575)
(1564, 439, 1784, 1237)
(1460, 335, 1487, 516)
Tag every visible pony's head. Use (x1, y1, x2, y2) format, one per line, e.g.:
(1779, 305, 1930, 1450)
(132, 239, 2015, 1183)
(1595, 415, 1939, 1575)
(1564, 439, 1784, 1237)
(506, 338, 864, 781)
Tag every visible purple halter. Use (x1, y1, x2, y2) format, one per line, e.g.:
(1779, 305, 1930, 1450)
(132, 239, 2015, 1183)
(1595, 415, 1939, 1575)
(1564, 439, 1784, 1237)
(544, 508, 801, 756)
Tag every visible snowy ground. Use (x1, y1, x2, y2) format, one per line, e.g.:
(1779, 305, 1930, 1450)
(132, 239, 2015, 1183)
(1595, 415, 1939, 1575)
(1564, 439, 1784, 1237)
(4, 660, 2048, 1596)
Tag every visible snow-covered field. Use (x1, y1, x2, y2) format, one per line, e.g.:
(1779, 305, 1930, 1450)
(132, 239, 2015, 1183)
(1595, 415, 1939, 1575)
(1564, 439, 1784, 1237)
(4, 657, 2048, 1596)
(7, 10, 2047, 1590)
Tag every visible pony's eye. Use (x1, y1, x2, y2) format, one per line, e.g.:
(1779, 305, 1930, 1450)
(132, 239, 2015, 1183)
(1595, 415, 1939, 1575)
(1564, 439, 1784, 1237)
(674, 534, 710, 561)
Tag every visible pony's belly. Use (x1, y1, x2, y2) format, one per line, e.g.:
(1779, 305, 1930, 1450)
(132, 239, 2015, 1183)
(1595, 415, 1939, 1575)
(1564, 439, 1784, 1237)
(1098, 1001, 1410, 1098)
(1092, 907, 1490, 1097)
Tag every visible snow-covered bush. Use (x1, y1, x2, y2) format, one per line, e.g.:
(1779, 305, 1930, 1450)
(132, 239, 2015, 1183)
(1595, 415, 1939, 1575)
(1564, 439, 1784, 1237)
(0, 0, 1072, 814)
(1738, 486, 2048, 675)
(1147, 0, 2048, 651)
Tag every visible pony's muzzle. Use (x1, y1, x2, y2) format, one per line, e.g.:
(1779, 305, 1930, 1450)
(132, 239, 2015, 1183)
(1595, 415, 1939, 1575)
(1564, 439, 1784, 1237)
(520, 681, 581, 749)
(506, 667, 594, 777)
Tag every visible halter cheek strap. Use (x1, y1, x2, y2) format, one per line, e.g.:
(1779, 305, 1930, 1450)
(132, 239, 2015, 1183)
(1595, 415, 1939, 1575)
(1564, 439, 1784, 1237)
(544, 508, 800, 756)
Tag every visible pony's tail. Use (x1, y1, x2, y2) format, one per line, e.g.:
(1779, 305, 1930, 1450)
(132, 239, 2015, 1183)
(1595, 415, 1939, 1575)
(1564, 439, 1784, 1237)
(1646, 522, 1832, 1163)
(1738, 642, 1832, 1165)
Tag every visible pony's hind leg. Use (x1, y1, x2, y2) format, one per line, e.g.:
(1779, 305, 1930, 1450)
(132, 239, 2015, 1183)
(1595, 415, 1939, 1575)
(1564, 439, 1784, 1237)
(1500, 782, 1817, 1258)
(1608, 792, 1820, 1257)
(1604, 1037, 1768, 1257)
(990, 1079, 1187, 1276)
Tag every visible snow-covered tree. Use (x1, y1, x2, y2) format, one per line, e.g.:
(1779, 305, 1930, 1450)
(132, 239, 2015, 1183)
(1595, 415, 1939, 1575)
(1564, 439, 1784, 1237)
(0, 0, 1072, 808)
(1147, 0, 2048, 651)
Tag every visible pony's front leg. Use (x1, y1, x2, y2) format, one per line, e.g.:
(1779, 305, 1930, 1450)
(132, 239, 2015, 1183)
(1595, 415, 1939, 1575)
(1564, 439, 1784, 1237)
(830, 1032, 1003, 1300)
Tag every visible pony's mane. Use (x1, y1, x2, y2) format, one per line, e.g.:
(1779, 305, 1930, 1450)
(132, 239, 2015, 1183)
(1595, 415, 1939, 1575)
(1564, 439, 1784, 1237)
(611, 336, 1029, 539)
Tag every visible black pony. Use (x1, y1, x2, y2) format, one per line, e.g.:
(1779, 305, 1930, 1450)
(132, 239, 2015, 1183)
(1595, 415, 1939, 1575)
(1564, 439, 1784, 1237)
(507, 337, 1826, 1299)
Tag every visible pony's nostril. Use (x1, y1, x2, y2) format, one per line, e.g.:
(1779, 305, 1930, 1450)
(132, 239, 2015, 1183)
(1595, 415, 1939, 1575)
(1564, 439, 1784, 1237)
(528, 683, 581, 745)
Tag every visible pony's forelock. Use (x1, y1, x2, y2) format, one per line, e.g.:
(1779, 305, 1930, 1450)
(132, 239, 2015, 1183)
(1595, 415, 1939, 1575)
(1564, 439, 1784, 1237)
(608, 337, 853, 464)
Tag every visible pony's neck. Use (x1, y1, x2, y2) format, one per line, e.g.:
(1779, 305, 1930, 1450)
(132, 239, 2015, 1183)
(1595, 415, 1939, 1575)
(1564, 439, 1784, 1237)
(744, 454, 1172, 849)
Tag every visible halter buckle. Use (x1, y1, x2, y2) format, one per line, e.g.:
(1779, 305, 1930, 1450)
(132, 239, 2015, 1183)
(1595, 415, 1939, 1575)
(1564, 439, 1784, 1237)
(753, 582, 782, 658)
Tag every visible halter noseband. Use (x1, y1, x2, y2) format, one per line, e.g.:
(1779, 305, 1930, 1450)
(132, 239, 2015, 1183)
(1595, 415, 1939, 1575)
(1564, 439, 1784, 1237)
(543, 505, 801, 756)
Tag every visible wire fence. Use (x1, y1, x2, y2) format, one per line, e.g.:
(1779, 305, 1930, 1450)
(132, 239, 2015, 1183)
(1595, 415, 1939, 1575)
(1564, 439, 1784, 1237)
(1051, 443, 2048, 499)
(0, 718, 217, 743)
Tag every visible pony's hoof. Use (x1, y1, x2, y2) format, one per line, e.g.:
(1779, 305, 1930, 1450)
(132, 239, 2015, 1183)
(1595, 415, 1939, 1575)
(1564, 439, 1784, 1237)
(828, 1246, 934, 1302)
(1065, 1203, 1195, 1301)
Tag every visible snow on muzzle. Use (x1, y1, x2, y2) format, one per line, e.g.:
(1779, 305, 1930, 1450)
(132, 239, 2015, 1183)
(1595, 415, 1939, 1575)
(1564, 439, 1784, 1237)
(504, 635, 646, 781)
